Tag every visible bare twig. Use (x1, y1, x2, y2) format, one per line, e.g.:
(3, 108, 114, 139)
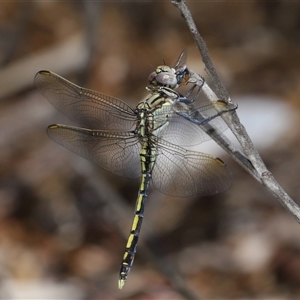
(171, 0, 300, 222)
(185, 70, 261, 181)
(171, 0, 230, 103)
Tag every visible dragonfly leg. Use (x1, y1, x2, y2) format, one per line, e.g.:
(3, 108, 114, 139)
(177, 80, 204, 104)
(177, 101, 237, 126)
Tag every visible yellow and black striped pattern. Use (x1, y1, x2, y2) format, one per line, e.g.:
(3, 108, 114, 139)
(119, 92, 169, 288)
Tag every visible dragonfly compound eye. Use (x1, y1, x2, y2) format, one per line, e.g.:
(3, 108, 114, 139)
(148, 66, 177, 88)
(148, 71, 157, 84)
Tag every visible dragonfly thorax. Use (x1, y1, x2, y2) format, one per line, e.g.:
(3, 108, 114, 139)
(135, 90, 174, 140)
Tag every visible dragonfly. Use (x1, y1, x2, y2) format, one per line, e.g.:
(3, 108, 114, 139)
(35, 52, 234, 289)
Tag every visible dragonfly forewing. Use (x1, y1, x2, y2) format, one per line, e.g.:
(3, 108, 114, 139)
(35, 71, 136, 131)
(47, 124, 141, 178)
(174, 49, 187, 70)
(152, 100, 230, 146)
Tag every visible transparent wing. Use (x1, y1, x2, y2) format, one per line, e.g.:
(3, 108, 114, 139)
(35, 71, 136, 131)
(151, 137, 231, 197)
(47, 124, 141, 178)
(152, 101, 229, 146)
(174, 49, 187, 69)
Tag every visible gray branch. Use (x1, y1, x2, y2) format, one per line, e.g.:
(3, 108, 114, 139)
(171, 0, 300, 222)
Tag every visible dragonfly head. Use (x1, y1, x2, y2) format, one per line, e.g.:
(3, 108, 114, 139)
(148, 65, 178, 88)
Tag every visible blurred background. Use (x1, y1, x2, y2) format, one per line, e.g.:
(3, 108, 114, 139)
(1, 1, 300, 299)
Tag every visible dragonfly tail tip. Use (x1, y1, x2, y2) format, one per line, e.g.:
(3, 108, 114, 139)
(118, 279, 126, 289)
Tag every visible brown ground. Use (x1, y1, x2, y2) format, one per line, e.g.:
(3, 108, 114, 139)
(1, 2, 300, 299)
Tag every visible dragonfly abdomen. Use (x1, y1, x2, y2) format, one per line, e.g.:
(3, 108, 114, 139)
(118, 131, 157, 288)
(118, 167, 152, 289)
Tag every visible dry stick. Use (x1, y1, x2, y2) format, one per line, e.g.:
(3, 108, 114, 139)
(186, 71, 261, 182)
(171, 0, 300, 223)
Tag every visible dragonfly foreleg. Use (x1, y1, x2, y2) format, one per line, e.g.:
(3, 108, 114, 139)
(176, 82, 202, 104)
(177, 101, 237, 126)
